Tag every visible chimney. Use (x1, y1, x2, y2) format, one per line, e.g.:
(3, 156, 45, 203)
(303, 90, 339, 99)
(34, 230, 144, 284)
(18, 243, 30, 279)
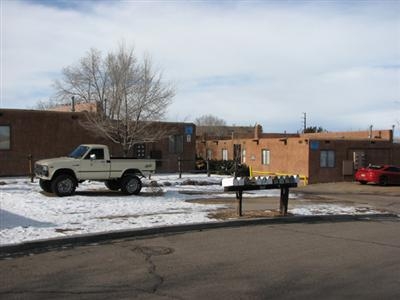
(254, 124, 262, 140)
(390, 125, 395, 142)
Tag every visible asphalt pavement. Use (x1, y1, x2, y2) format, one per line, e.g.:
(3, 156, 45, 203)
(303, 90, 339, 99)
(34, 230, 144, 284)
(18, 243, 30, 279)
(1, 218, 399, 299)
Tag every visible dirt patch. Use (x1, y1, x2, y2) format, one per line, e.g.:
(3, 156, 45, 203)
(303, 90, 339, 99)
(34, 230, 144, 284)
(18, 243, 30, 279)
(55, 228, 82, 233)
(208, 208, 288, 220)
(188, 198, 236, 205)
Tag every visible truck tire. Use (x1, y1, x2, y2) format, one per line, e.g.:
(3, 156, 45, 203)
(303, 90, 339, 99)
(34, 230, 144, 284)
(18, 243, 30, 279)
(39, 179, 53, 193)
(121, 175, 142, 195)
(105, 179, 121, 191)
(51, 174, 77, 197)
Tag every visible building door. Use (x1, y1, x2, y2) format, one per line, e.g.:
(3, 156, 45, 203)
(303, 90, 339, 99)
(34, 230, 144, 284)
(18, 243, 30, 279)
(353, 151, 366, 170)
(233, 144, 241, 164)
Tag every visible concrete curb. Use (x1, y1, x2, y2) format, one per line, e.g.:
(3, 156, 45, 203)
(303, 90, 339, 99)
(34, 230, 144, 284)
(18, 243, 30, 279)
(1, 213, 399, 258)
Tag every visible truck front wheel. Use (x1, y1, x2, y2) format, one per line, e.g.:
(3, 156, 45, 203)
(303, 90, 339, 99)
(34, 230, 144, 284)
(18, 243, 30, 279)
(51, 174, 77, 197)
(39, 179, 52, 193)
(121, 175, 142, 195)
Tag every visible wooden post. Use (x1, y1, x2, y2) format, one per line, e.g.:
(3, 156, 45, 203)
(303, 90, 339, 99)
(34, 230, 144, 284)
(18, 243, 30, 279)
(279, 186, 289, 215)
(178, 156, 182, 179)
(206, 159, 210, 177)
(28, 154, 34, 183)
(236, 190, 243, 217)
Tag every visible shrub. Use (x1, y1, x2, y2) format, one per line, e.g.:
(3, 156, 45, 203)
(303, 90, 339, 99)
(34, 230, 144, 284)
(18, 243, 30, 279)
(196, 156, 249, 176)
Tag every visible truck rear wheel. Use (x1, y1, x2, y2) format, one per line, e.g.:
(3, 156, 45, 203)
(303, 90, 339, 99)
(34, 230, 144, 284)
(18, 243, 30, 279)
(39, 179, 53, 193)
(105, 180, 121, 191)
(121, 175, 142, 195)
(51, 174, 77, 197)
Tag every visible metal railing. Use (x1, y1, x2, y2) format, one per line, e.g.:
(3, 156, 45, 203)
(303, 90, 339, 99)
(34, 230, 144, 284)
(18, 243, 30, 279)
(249, 166, 308, 185)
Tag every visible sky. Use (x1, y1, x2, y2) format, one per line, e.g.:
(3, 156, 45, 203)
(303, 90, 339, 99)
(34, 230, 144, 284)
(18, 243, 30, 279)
(1, 0, 400, 135)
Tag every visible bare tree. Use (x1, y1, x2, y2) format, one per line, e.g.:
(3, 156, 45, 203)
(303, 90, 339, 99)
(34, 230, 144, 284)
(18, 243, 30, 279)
(52, 43, 174, 156)
(195, 114, 226, 127)
(53, 48, 108, 107)
(35, 99, 57, 110)
(195, 114, 227, 138)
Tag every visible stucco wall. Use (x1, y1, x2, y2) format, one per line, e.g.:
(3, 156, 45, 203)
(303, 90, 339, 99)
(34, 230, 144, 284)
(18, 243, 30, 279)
(197, 131, 400, 184)
(0, 109, 196, 176)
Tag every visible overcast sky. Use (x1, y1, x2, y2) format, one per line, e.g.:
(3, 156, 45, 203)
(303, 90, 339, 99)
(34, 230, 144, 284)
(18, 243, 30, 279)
(1, 0, 399, 135)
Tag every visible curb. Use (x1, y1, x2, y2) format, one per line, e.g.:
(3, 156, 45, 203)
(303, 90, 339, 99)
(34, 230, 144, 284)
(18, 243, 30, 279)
(1, 213, 399, 258)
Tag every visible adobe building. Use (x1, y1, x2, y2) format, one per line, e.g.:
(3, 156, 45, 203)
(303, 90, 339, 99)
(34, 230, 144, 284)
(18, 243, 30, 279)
(197, 125, 400, 184)
(0, 109, 196, 176)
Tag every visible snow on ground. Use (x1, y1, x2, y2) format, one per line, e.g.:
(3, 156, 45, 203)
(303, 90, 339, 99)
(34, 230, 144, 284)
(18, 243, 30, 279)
(0, 174, 380, 245)
(290, 204, 379, 216)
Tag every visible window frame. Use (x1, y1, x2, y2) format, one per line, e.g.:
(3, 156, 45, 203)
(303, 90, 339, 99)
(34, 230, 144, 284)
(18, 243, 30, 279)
(206, 149, 212, 160)
(169, 135, 184, 154)
(0, 125, 11, 150)
(261, 149, 270, 165)
(320, 150, 335, 168)
(222, 149, 228, 161)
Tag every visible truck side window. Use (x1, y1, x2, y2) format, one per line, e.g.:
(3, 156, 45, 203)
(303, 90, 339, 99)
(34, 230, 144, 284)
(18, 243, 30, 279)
(85, 149, 104, 160)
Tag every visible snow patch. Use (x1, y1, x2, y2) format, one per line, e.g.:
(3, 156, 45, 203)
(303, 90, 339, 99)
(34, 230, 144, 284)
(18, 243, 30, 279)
(0, 174, 381, 245)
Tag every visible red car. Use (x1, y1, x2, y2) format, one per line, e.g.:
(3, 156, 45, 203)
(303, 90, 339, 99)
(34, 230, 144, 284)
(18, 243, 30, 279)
(355, 165, 400, 185)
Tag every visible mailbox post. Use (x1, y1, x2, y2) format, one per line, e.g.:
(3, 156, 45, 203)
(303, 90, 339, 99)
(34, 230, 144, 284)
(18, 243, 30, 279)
(223, 177, 298, 216)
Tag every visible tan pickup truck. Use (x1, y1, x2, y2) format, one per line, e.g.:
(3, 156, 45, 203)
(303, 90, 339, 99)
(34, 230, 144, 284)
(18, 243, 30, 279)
(34, 144, 156, 196)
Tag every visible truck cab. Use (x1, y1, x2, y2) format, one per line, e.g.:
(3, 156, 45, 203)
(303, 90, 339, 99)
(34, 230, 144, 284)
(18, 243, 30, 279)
(69, 145, 111, 180)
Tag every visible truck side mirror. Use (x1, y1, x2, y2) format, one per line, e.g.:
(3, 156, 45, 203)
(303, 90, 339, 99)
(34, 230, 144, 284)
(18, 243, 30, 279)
(90, 153, 96, 160)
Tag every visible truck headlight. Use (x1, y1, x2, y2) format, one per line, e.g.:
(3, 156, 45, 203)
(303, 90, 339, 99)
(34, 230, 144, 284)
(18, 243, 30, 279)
(42, 165, 49, 176)
(35, 164, 49, 177)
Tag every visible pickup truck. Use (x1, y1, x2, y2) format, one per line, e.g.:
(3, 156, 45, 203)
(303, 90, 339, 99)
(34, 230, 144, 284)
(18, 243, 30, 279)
(34, 144, 156, 197)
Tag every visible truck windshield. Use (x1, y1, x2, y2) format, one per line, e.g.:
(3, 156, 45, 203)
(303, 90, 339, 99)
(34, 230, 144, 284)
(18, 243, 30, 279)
(68, 145, 89, 159)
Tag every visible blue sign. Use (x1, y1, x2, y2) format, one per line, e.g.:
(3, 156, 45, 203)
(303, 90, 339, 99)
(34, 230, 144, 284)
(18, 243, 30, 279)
(310, 141, 319, 150)
(185, 126, 193, 135)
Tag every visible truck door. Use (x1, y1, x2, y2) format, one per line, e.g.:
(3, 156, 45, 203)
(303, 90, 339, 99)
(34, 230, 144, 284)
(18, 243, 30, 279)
(79, 148, 110, 180)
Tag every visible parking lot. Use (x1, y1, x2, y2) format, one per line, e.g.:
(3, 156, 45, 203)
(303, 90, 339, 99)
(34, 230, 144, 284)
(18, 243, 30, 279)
(1, 217, 399, 299)
(192, 182, 400, 218)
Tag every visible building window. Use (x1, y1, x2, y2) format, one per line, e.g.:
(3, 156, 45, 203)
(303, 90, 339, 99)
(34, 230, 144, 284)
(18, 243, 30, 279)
(320, 150, 335, 168)
(206, 149, 212, 160)
(134, 143, 146, 158)
(242, 149, 246, 164)
(0, 125, 10, 150)
(222, 149, 228, 161)
(261, 149, 270, 165)
(169, 135, 183, 154)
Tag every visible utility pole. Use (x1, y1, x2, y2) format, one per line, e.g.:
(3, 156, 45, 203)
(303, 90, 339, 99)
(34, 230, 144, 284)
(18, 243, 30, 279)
(71, 96, 75, 112)
(303, 112, 307, 133)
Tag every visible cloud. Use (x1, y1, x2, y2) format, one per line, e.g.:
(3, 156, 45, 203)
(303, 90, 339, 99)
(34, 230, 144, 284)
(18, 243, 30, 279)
(1, 0, 399, 134)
